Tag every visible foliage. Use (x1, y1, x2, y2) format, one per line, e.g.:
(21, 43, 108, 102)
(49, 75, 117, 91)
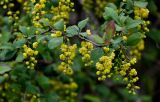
(0, 0, 158, 102)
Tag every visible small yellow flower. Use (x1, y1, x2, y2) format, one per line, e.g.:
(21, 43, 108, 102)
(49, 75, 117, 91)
(33, 42, 39, 49)
(122, 36, 127, 41)
(86, 29, 91, 35)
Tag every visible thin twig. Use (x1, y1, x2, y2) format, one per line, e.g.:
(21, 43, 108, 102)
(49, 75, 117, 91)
(41, 26, 53, 35)
(78, 35, 105, 47)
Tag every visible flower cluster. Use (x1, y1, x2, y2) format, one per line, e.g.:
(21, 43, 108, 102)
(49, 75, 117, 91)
(96, 49, 115, 81)
(58, 43, 77, 75)
(0, 0, 14, 10)
(82, 0, 115, 17)
(79, 41, 93, 67)
(95, 0, 108, 17)
(23, 0, 31, 14)
(130, 6, 150, 60)
(22, 42, 39, 69)
(51, 80, 78, 102)
(134, 7, 150, 33)
(0, 0, 21, 32)
(32, 0, 47, 28)
(25, 93, 40, 102)
(51, 0, 74, 22)
(134, 7, 149, 19)
(118, 57, 140, 94)
(130, 40, 145, 59)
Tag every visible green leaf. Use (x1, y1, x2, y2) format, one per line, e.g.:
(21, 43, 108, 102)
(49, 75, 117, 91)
(78, 18, 89, 30)
(0, 31, 10, 44)
(80, 32, 88, 37)
(13, 39, 26, 48)
(0, 43, 14, 50)
(66, 25, 79, 37)
(147, 29, 160, 43)
(39, 18, 50, 26)
(37, 35, 49, 42)
(37, 75, 50, 89)
(115, 24, 123, 31)
(83, 94, 101, 102)
(19, 26, 27, 35)
(103, 7, 119, 24)
(26, 82, 39, 94)
(16, 52, 24, 62)
(148, 0, 158, 15)
(54, 19, 64, 31)
(72, 55, 83, 71)
(96, 85, 110, 97)
(41, 51, 53, 61)
(126, 32, 142, 46)
(134, 1, 148, 8)
(119, 15, 128, 25)
(0, 64, 11, 74)
(91, 48, 104, 64)
(107, 3, 117, 10)
(126, 0, 133, 10)
(140, 95, 152, 101)
(126, 19, 143, 29)
(42, 93, 58, 102)
(19, 26, 36, 36)
(91, 35, 104, 44)
(48, 37, 63, 49)
(0, 76, 5, 83)
(0, 50, 17, 61)
(111, 37, 122, 48)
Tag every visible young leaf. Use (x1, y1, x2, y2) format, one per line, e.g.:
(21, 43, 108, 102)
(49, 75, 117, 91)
(103, 7, 119, 24)
(78, 18, 89, 30)
(103, 20, 116, 42)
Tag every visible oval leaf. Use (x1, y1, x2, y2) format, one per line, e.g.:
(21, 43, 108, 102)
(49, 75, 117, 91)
(0, 65, 11, 74)
(48, 37, 63, 49)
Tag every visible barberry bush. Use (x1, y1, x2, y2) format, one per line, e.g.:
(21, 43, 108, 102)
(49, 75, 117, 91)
(0, 0, 158, 102)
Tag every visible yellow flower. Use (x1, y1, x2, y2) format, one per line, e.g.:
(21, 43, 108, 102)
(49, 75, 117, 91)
(32, 42, 38, 49)
(79, 41, 93, 67)
(122, 36, 127, 41)
(86, 29, 91, 35)
(129, 69, 137, 76)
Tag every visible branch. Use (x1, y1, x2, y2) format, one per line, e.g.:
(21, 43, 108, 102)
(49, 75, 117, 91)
(41, 26, 53, 35)
(78, 35, 105, 47)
